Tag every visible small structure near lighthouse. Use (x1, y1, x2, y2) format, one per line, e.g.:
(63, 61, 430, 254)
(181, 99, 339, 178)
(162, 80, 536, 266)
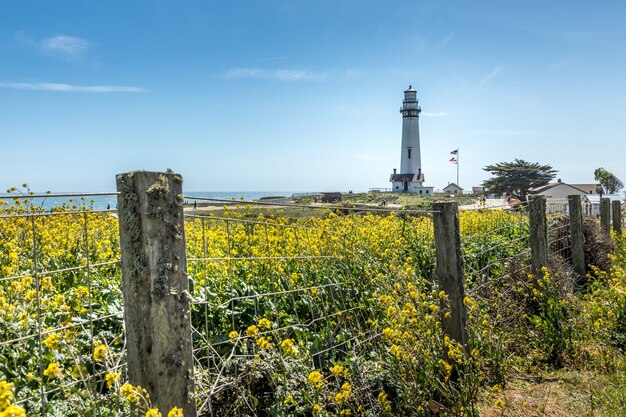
(390, 86, 434, 194)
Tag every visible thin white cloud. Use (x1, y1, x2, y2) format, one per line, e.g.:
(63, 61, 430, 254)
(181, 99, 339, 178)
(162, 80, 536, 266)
(0, 82, 144, 93)
(222, 67, 326, 81)
(41, 35, 93, 57)
(478, 66, 503, 87)
(422, 111, 450, 118)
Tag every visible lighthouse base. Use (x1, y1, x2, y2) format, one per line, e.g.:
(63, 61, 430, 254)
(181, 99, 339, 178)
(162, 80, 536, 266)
(390, 173, 434, 195)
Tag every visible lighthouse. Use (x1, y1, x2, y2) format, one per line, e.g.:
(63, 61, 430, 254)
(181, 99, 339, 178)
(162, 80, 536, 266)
(390, 86, 434, 195)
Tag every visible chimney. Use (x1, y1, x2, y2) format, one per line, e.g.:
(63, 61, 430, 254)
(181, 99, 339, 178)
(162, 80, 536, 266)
(557, 178, 561, 183)
(393, 168, 397, 175)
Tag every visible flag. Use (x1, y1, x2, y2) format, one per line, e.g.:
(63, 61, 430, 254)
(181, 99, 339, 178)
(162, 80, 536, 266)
(450, 149, 458, 155)
(450, 158, 457, 164)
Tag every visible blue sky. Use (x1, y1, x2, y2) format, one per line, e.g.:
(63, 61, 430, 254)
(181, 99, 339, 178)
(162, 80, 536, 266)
(1, 1, 625, 192)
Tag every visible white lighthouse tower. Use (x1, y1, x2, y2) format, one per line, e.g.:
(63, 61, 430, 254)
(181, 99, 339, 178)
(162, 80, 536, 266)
(390, 86, 433, 194)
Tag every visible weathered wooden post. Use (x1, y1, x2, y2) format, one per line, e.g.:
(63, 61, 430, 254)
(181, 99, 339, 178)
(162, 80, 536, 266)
(433, 201, 468, 350)
(528, 195, 548, 276)
(116, 171, 196, 416)
(612, 200, 622, 236)
(568, 195, 586, 280)
(600, 197, 611, 235)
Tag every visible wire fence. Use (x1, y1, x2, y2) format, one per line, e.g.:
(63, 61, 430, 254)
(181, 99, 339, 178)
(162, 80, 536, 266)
(1, 186, 617, 416)
(181, 198, 436, 415)
(461, 208, 531, 299)
(0, 193, 125, 416)
(547, 212, 572, 266)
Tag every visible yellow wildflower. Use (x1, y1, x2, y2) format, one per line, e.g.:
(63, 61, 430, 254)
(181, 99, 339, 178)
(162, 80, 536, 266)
(43, 363, 62, 379)
(43, 333, 62, 350)
(105, 372, 121, 389)
(0, 404, 26, 417)
(331, 364, 348, 377)
(121, 383, 137, 402)
(167, 408, 184, 417)
(258, 318, 272, 330)
(93, 344, 109, 362)
(307, 370, 325, 388)
(280, 339, 298, 356)
(246, 325, 259, 338)
(0, 381, 15, 409)
(257, 337, 272, 350)
(145, 409, 161, 417)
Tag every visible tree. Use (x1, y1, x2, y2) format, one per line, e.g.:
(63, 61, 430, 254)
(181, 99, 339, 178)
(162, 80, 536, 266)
(483, 159, 557, 203)
(594, 168, 623, 194)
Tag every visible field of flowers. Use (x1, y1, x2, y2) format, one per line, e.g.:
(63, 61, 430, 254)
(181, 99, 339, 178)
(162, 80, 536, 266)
(1, 196, 625, 416)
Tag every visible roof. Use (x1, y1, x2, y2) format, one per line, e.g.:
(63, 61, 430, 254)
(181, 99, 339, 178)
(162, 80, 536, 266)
(390, 173, 415, 181)
(390, 172, 424, 182)
(529, 182, 586, 195)
(583, 194, 623, 204)
(570, 184, 603, 194)
(443, 183, 463, 191)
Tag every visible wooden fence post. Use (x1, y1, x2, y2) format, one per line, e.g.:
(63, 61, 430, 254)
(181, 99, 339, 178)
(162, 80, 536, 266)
(528, 195, 548, 276)
(433, 201, 468, 350)
(568, 195, 586, 280)
(600, 197, 611, 235)
(116, 171, 196, 417)
(612, 200, 622, 236)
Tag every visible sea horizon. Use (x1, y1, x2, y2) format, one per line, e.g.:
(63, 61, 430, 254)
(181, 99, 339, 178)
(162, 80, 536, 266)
(1, 190, 360, 211)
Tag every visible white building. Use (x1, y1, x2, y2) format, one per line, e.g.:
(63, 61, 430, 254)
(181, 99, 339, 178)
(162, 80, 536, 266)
(529, 180, 587, 213)
(443, 183, 464, 195)
(529, 180, 620, 214)
(582, 194, 623, 217)
(389, 86, 434, 195)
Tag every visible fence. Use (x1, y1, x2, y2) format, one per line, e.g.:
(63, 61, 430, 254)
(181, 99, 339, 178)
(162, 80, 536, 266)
(1, 172, 623, 416)
(0, 192, 125, 416)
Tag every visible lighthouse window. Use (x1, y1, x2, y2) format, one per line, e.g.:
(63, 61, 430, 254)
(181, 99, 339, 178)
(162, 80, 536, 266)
(408, 148, 412, 159)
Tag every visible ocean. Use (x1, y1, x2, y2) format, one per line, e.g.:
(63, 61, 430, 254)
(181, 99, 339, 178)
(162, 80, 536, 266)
(1, 191, 301, 211)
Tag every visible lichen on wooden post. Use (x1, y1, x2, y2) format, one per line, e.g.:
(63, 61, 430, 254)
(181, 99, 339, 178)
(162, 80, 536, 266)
(528, 195, 548, 277)
(116, 171, 196, 416)
(568, 195, 586, 282)
(612, 200, 622, 236)
(600, 198, 611, 236)
(432, 201, 468, 351)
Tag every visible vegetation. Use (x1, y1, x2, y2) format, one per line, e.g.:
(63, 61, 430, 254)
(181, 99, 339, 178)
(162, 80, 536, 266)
(313, 192, 478, 210)
(483, 159, 557, 202)
(594, 167, 623, 194)
(1, 195, 625, 416)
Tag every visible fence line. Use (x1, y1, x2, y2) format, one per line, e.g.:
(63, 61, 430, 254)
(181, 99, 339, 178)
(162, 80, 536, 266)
(2, 175, 622, 416)
(0, 192, 125, 416)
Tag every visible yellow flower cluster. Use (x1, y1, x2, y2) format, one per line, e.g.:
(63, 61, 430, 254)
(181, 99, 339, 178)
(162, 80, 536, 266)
(0, 381, 25, 417)
(307, 370, 325, 388)
(105, 372, 120, 389)
(43, 363, 62, 379)
(93, 342, 109, 363)
(280, 339, 298, 356)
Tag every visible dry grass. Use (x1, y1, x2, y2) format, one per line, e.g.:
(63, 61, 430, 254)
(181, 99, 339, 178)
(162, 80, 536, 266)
(478, 370, 626, 417)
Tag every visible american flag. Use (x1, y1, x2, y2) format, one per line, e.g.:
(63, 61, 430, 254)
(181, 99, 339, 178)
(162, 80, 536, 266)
(450, 149, 458, 155)
(450, 158, 457, 165)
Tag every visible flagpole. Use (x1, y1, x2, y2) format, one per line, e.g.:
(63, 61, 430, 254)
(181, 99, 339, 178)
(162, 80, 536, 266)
(456, 148, 459, 188)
